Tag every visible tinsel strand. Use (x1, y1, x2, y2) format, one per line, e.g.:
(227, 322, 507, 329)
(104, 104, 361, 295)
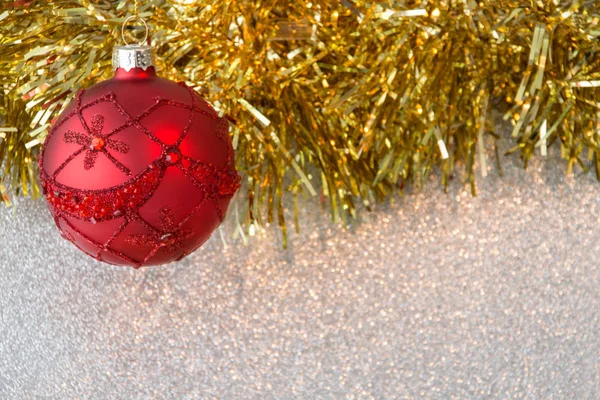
(0, 1, 599, 241)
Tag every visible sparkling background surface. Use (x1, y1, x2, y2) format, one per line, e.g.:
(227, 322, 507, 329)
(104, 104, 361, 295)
(1, 150, 600, 399)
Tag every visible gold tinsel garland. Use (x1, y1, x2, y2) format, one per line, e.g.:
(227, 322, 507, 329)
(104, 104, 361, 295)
(1, 1, 599, 240)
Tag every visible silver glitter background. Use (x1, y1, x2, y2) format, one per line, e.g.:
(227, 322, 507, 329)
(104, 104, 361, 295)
(1, 149, 600, 399)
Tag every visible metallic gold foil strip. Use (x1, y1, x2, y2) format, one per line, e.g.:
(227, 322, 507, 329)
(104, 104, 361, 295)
(0, 183, 11, 207)
(2, 0, 600, 233)
(237, 99, 271, 127)
(477, 95, 490, 177)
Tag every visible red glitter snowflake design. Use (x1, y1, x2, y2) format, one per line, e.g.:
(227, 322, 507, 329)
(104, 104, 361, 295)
(64, 114, 130, 173)
(125, 207, 194, 257)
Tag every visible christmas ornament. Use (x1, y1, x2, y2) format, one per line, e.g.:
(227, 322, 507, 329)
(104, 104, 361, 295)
(39, 18, 240, 268)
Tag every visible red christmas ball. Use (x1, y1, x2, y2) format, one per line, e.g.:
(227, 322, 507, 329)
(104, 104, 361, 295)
(39, 48, 240, 268)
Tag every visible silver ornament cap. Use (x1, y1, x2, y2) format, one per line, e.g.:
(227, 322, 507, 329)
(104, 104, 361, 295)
(112, 44, 155, 72)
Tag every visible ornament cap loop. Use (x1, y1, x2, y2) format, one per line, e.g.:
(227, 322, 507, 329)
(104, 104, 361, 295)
(112, 44, 155, 72)
(121, 15, 149, 46)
